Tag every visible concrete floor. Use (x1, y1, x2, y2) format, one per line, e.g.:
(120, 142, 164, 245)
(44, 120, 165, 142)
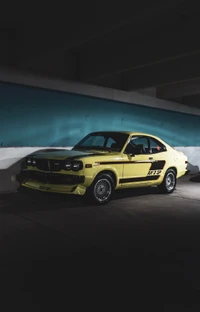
(1, 174, 200, 311)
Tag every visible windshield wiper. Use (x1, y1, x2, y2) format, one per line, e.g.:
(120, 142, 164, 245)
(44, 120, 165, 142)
(73, 146, 85, 150)
(88, 145, 112, 151)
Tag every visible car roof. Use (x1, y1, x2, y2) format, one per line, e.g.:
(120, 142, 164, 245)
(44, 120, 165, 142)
(89, 131, 166, 143)
(91, 131, 157, 136)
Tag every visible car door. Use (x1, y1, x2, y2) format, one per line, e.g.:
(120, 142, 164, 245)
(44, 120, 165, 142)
(121, 135, 155, 186)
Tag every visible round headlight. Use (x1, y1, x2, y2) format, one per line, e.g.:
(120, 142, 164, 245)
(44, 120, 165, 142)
(72, 161, 83, 171)
(32, 159, 37, 166)
(64, 161, 72, 170)
(26, 158, 32, 165)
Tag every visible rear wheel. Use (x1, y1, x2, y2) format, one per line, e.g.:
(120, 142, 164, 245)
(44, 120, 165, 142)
(85, 173, 114, 205)
(158, 169, 176, 194)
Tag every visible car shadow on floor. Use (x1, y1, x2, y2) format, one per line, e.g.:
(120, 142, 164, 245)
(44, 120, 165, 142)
(0, 186, 159, 214)
(190, 174, 200, 183)
(114, 186, 158, 200)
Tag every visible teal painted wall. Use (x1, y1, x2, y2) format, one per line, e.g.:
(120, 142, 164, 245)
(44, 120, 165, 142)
(0, 82, 199, 147)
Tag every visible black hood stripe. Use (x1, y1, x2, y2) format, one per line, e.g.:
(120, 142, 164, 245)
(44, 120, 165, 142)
(66, 153, 104, 161)
(31, 152, 104, 160)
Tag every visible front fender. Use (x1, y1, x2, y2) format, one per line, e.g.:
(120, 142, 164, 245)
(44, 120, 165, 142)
(84, 164, 122, 188)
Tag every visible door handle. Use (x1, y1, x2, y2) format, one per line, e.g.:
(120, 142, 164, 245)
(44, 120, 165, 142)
(149, 157, 154, 160)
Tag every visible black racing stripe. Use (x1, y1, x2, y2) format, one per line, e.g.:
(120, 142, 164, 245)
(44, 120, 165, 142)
(99, 161, 151, 165)
(119, 175, 160, 183)
(149, 161, 165, 170)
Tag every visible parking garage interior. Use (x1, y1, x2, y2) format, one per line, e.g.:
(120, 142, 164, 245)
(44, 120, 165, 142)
(1, 1, 200, 310)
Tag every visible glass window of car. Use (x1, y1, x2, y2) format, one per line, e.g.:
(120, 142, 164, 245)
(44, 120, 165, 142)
(125, 136, 149, 155)
(80, 135, 105, 147)
(106, 137, 116, 148)
(149, 137, 166, 154)
(73, 132, 129, 152)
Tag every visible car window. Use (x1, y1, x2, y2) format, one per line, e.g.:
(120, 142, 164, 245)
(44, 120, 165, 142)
(106, 137, 116, 148)
(131, 136, 149, 150)
(80, 135, 105, 147)
(149, 137, 166, 154)
(73, 132, 129, 152)
(125, 136, 149, 155)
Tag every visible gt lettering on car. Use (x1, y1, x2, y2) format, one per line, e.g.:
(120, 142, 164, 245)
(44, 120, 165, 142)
(147, 170, 162, 176)
(39, 186, 51, 190)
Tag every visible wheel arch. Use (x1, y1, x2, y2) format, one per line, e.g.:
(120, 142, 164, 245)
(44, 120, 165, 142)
(166, 166, 177, 177)
(94, 169, 117, 187)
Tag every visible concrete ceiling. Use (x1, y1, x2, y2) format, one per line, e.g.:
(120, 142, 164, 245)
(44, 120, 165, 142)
(1, 0, 200, 108)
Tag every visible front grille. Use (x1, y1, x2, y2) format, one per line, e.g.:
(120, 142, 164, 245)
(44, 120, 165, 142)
(36, 159, 49, 171)
(36, 159, 64, 172)
(21, 170, 85, 185)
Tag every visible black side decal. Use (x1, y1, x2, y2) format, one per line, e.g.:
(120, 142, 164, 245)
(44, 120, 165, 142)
(100, 160, 166, 166)
(119, 175, 160, 183)
(149, 161, 165, 170)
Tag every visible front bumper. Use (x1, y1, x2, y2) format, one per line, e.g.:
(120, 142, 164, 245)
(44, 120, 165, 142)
(20, 170, 86, 195)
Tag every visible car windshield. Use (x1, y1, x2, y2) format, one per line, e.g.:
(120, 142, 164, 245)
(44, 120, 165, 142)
(73, 132, 129, 152)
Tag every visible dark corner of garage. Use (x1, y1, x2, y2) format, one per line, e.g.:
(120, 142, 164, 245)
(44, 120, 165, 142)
(1, 2, 200, 311)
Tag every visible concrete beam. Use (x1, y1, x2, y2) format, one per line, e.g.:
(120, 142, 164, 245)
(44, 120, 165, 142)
(121, 51, 200, 91)
(49, 0, 184, 51)
(10, 50, 78, 81)
(180, 94, 200, 108)
(88, 51, 200, 91)
(2, 66, 200, 117)
(3, 2, 164, 53)
(80, 12, 200, 81)
(157, 78, 200, 99)
(136, 87, 157, 97)
(12, 0, 185, 63)
(89, 75, 122, 89)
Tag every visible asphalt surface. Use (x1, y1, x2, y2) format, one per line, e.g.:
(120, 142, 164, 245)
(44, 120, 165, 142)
(1, 175, 200, 311)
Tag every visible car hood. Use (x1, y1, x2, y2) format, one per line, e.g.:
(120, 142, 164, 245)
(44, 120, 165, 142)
(30, 148, 111, 160)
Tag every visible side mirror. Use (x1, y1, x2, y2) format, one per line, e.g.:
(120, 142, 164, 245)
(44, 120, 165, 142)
(128, 153, 135, 157)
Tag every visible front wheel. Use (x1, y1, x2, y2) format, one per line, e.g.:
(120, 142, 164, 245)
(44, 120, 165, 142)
(158, 169, 176, 194)
(85, 173, 114, 205)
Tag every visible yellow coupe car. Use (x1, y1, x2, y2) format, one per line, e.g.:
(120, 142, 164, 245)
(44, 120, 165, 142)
(21, 131, 188, 204)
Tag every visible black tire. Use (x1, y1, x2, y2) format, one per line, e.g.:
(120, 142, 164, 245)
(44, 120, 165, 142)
(85, 173, 114, 205)
(158, 169, 176, 194)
